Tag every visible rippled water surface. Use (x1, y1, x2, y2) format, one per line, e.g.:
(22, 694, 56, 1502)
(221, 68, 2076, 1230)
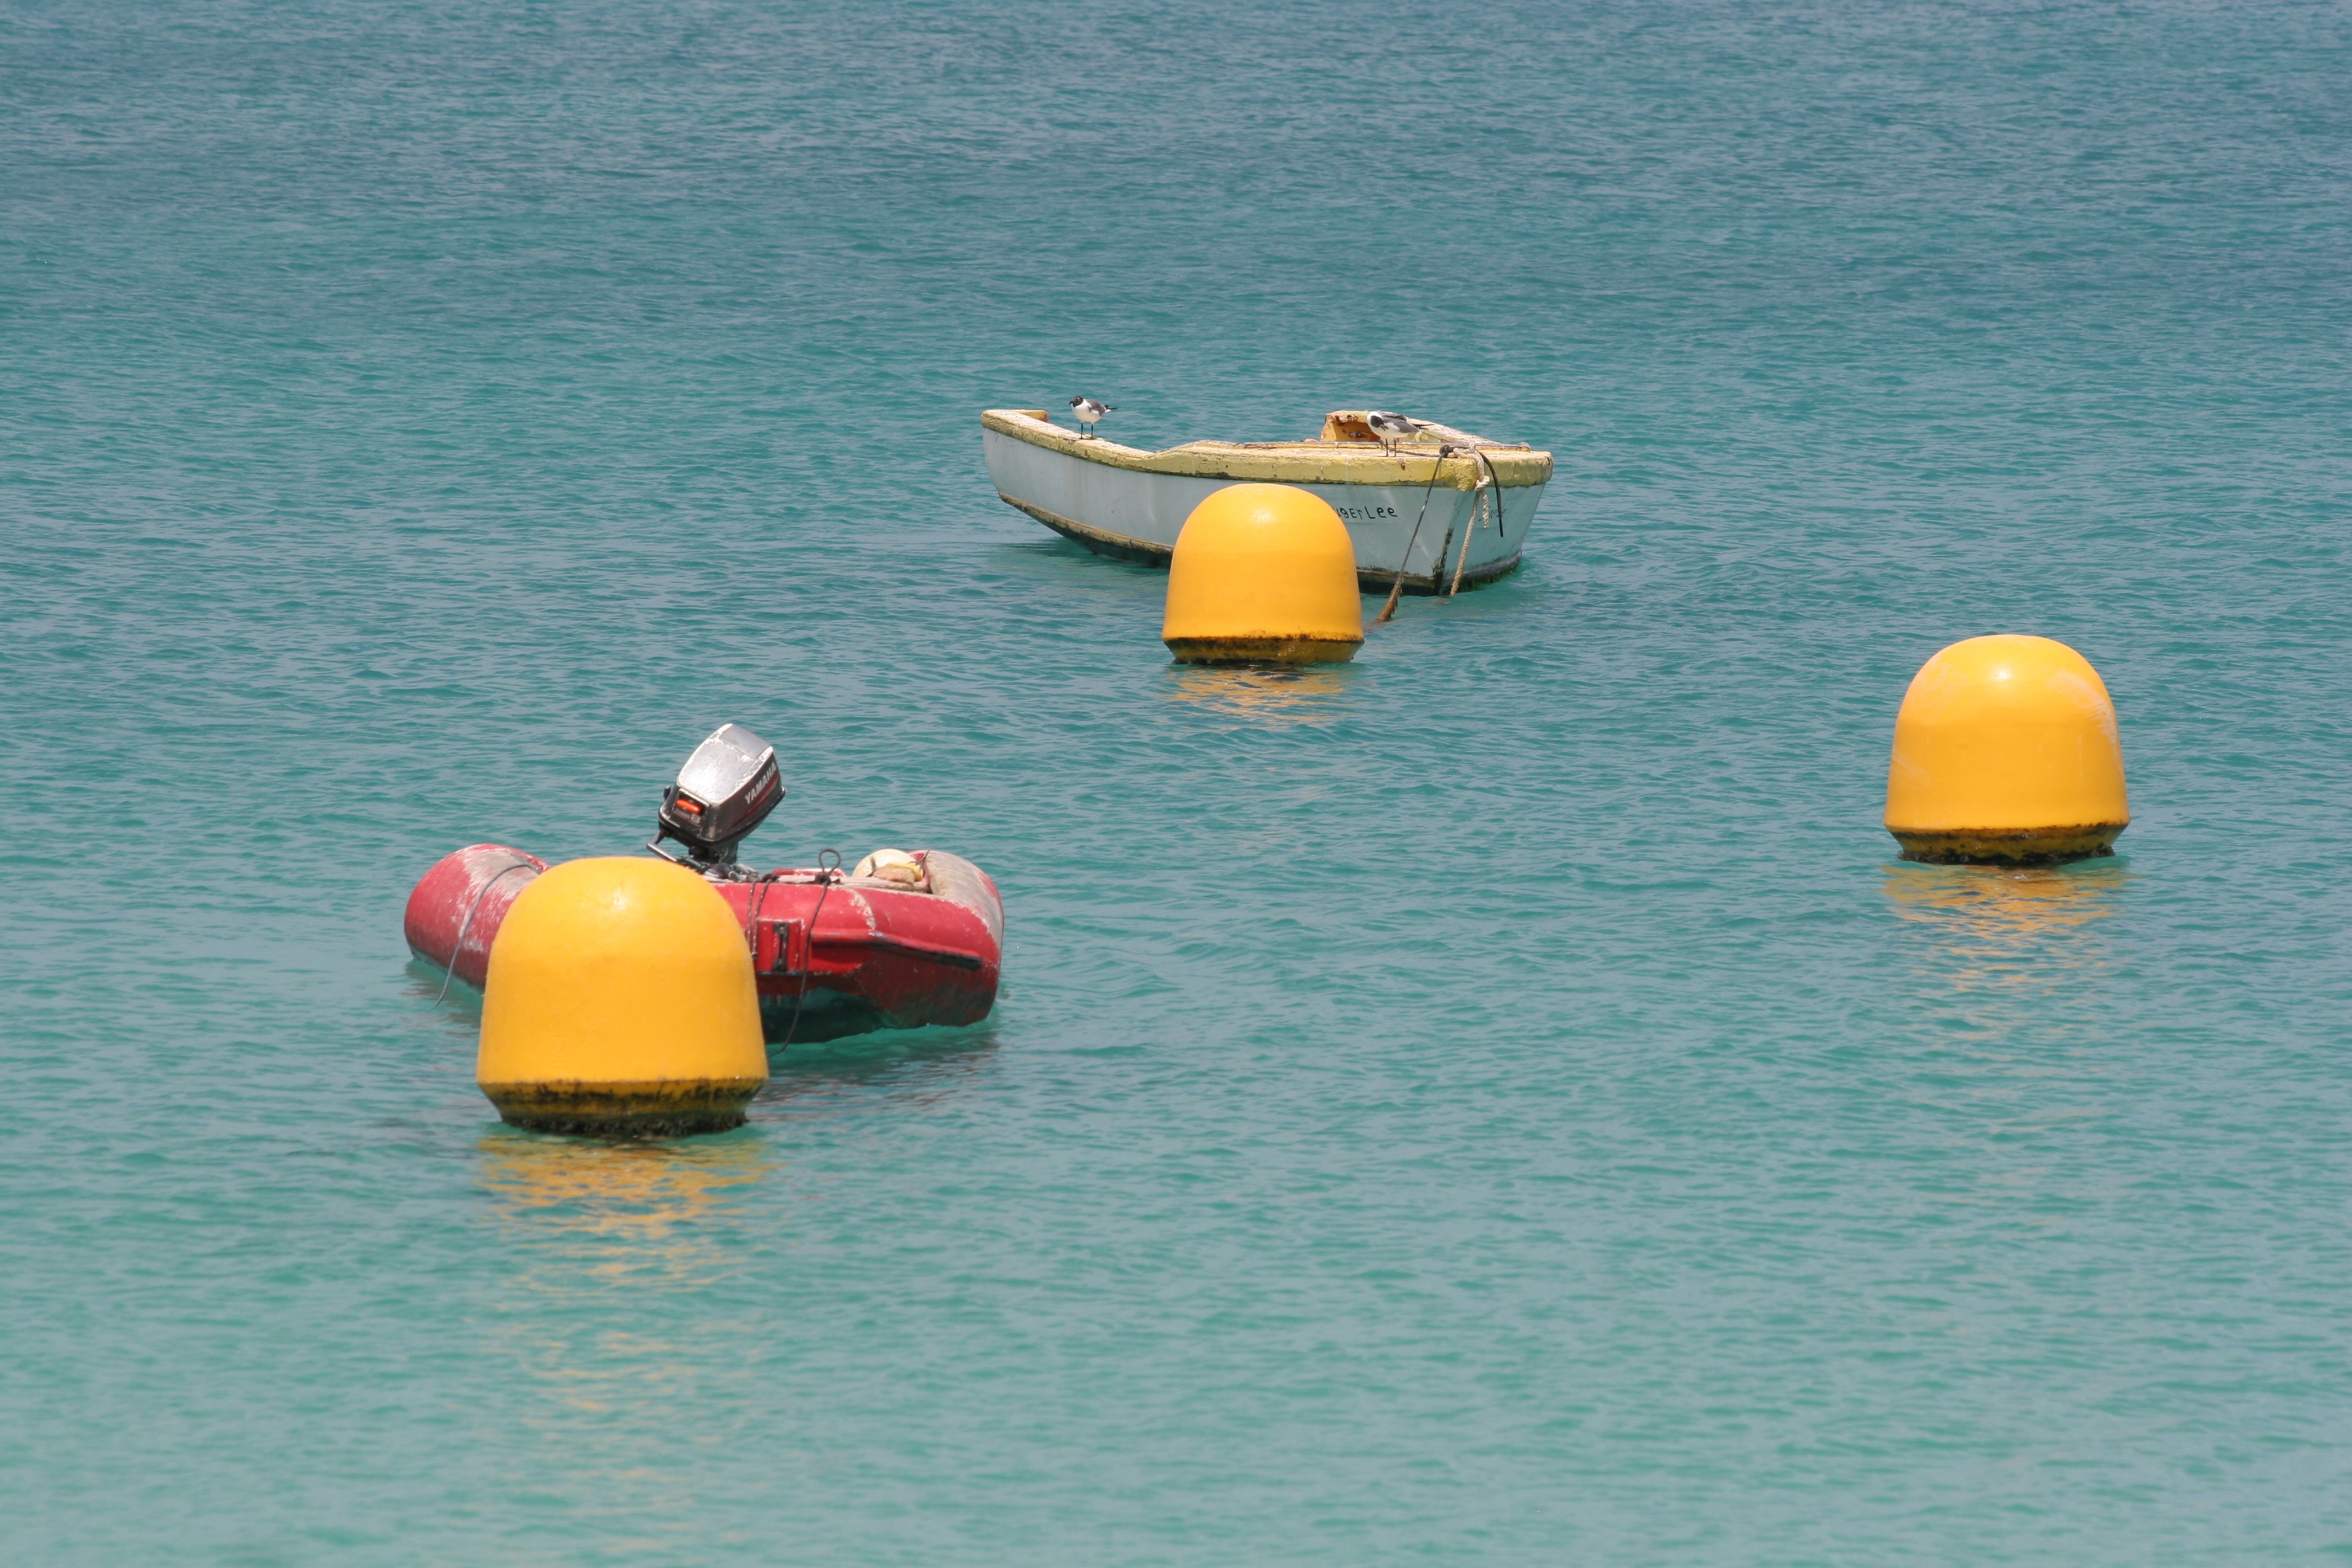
(7, 1, 2352, 1561)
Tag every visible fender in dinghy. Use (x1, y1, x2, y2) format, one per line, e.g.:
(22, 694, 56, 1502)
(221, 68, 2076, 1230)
(405, 844, 1003, 1044)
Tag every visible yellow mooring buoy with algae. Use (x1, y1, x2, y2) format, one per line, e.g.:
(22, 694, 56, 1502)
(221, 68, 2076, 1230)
(1884, 634, 2130, 865)
(477, 856, 767, 1136)
(1162, 483, 1364, 665)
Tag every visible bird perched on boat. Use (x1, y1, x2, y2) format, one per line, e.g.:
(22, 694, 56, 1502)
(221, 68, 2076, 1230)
(1365, 410, 1420, 452)
(1069, 396, 1114, 440)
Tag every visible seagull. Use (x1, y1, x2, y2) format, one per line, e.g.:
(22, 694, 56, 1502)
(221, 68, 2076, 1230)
(1069, 396, 1114, 440)
(1365, 410, 1420, 453)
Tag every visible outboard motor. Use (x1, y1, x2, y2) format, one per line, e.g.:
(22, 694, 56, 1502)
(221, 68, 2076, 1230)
(650, 723, 783, 877)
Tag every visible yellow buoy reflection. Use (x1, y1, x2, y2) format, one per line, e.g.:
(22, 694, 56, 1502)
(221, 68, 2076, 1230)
(478, 1128, 773, 1253)
(1164, 665, 1353, 724)
(1883, 860, 2126, 993)
(475, 1131, 776, 1434)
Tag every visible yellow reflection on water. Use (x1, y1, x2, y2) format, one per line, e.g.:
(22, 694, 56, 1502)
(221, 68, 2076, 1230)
(1163, 665, 1354, 723)
(475, 1132, 777, 1425)
(1883, 859, 2127, 992)
(477, 1130, 773, 1265)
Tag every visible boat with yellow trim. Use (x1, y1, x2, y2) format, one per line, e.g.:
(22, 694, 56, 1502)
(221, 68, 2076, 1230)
(981, 408, 1553, 595)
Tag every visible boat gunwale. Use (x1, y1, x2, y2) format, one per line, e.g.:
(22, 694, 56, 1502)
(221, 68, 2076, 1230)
(997, 491, 1523, 596)
(981, 408, 1553, 490)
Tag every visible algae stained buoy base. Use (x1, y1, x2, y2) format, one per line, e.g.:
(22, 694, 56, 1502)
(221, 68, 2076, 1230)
(1162, 483, 1365, 665)
(477, 857, 768, 1136)
(1884, 634, 2130, 865)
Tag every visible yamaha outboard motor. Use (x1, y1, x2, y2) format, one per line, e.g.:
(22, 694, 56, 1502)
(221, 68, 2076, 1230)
(650, 723, 783, 877)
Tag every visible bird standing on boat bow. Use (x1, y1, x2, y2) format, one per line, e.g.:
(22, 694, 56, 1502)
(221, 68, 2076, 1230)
(1365, 410, 1421, 452)
(1070, 396, 1114, 438)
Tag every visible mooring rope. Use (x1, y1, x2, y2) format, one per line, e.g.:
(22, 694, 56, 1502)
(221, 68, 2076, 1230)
(1376, 443, 1455, 626)
(1449, 467, 1487, 597)
(778, 848, 843, 1055)
(1448, 448, 1509, 598)
(744, 865, 781, 965)
(424, 856, 537, 1011)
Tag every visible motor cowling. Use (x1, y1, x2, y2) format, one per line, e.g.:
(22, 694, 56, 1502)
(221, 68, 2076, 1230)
(656, 723, 782, 867)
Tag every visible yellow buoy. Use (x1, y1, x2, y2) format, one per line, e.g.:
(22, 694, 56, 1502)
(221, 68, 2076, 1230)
(1162, 483, 1364, 665)
(1884, 634, 2130, 865)
(477, 856, 767, 1136)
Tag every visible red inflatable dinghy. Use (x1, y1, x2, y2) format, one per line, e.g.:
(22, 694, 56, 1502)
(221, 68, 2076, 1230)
(405, 843, 1004, 1044)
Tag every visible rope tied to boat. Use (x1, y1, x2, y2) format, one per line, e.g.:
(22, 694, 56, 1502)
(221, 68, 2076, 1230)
(779, 848, 842, 1054)
(1450, 448, 1507, 597)
(424, 854, 538, 1011)
(1375, 443, 1456, 625)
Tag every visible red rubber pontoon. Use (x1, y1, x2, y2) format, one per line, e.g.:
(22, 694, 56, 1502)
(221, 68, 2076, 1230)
(405, 843, 1004, 1044)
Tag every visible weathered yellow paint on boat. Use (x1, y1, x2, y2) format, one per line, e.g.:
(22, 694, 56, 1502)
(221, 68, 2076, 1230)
(1163, 485, 1365, 666)
(981, 408, 1553, 491)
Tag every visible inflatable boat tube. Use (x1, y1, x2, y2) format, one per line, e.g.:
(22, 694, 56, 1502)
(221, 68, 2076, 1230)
(405, 843, 1003, 1044)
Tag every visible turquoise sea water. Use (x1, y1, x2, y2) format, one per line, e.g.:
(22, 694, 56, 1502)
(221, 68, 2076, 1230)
(7, 1, 2352, 1561)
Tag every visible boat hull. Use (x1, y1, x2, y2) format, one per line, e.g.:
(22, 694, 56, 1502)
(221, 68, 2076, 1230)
(981, 411, 1549, 594)
(406, 844, 1003, 1045)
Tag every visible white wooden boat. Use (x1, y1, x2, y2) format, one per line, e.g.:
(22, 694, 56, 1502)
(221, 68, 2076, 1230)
(981, 409, 1553, 594)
